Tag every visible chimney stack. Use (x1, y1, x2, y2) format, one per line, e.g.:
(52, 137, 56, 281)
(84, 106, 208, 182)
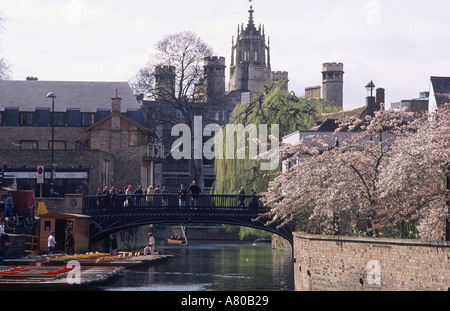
(375, 88, 385, 111)
(112, 88, 122, 113)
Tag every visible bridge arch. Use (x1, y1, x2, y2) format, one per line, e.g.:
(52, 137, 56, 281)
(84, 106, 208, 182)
(83, 194, 293, 246)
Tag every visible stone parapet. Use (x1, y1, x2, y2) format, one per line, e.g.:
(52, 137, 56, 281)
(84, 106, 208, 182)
(293, 232, 450, 291)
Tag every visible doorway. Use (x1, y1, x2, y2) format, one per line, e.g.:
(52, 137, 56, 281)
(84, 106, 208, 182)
(55, 219, 66, 252)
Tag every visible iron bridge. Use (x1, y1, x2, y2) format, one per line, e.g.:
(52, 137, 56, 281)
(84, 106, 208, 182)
(82, 193, 293, 244)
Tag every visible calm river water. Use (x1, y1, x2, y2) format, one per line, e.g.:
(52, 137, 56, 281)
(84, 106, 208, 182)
(97, 241, 294, 291)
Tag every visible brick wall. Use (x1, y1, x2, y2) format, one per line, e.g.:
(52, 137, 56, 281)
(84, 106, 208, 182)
(293, 232, 450, 291)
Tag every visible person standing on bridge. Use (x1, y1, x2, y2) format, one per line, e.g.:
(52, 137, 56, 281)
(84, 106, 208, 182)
(188, 181, 201, 207)
(125, 185, 134, 207)
(238, 187, 246, 208)
(178, 184, 187, 208)
(161, 186, 169, 206)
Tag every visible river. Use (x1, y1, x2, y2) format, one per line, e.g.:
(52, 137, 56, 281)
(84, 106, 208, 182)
(96, 240, 294, 291)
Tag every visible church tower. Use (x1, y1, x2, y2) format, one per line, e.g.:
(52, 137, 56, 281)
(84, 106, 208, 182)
(228, 5, 272, 93)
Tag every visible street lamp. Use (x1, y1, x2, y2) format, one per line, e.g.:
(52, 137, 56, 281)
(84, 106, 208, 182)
(365, 81, 376, 116)
(46, 92, 56, 191)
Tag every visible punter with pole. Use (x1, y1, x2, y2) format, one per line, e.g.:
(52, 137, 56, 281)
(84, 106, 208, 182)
(144, 232, 158, 255)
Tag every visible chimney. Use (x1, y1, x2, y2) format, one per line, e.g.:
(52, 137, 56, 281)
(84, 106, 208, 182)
(375, 88, 385, 111)
(111, 89, 122, 113)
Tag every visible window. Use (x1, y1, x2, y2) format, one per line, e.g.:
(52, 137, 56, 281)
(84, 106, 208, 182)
(20, 112, 34, 126)
(82, 113, 95, 126)
(203, 178, 215, 188)
(35, 108, 50, 126)
(3, 108, 20, 126)
(244, 50, 250, 61)
(49, 141, 67, 150)
(128, 131, 138, 146)
(53, 112, 65, 126)
(76, 141, 88, 150)
(20, 140, 38, 150)
(66, 109, 81, 126)
(44, 221, 52, 232)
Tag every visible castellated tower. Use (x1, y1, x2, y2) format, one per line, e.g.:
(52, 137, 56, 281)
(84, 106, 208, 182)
(322, 62, 344, 108)
(204, 56, 226, 103)
(154, 65, 176, 101)
(271, 71, 289, 91)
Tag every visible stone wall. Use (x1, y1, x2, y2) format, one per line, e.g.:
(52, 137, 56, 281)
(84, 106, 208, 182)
(0, 234, 25, 258)
(293, 232, 450, 291)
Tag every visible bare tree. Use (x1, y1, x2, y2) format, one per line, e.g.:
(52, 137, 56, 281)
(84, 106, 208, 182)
(130, 31, 214, 182)
(0, 14, 10, 80)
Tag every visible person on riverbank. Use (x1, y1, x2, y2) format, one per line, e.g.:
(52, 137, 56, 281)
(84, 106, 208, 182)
(144, 232, 157, 255)
(109, 234, 118, 256)
(0, 221, 10, 246)
(66, 229, 75, 255)
(48, 232, 57, 255)
(0, 192, 13, 222)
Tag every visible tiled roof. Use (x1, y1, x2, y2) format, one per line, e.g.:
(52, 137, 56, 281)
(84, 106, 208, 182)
(310, 106, 367, 131)
(0, 80, 139, 113)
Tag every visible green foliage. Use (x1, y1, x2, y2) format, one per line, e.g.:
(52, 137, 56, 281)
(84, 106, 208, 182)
(214, 80, 341, 195)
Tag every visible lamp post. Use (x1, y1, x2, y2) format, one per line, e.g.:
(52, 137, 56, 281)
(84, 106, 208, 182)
(46, 92, 56, 191)
(365, 81, 375, 116)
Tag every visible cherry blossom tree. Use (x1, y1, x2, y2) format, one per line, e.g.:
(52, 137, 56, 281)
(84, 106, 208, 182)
(378, 104, 450, 240)
(258, 105, 450, 241)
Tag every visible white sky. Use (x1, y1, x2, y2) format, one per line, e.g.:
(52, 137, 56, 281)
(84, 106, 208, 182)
(1, 0, 450, 110)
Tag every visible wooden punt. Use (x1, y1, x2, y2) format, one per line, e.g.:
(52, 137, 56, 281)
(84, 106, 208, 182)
(167, 238, 187, 245)
(0, 265, 124, 290)
(3, 252, 173, 269)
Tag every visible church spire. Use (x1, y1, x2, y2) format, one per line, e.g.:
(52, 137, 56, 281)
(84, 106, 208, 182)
(248, 5, 254, 26)
(244, 3, 258, 35)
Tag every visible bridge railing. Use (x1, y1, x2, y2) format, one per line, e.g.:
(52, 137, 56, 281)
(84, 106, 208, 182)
(82, 193, 268, 215)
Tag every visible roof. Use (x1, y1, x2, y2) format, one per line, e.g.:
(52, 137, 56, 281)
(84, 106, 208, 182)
(0, 80, 139, 113)
(85, 112, 156, 138)
(430, 76, 450, 107)
(310, 106, 367, 131)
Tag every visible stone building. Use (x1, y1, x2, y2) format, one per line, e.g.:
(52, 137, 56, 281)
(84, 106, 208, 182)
(305, 62, 344, 109)
(428, 76, 450, 114)
(0, 80, 163, 196)
(321, 62, 344, 108)
(141, 4, 289, 193)
(228, 5, 288, 94)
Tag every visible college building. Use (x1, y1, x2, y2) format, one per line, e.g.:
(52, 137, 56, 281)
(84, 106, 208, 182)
(0, 79, 164, 196)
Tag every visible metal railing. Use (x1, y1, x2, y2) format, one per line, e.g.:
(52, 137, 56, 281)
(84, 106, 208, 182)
(83, 193, 266, 215)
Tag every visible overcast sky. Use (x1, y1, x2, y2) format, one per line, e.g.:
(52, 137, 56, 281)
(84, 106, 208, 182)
(1, 0, 450, 110)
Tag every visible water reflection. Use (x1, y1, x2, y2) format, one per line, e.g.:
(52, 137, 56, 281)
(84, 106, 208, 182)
(100, 241, 293, 291)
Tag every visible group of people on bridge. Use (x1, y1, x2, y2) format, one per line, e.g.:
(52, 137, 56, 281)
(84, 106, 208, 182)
(91, 182, 260, 210)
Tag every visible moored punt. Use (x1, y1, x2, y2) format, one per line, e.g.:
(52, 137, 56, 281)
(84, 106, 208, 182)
(0, 265, 124, 290)
(4, 252, 173, 269)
